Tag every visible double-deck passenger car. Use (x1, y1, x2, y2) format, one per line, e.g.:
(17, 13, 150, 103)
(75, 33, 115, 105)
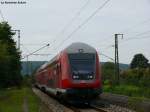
(35, 42, 102, 103)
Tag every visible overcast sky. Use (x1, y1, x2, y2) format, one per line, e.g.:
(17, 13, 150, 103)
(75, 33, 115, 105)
(0, 0, 150, 64)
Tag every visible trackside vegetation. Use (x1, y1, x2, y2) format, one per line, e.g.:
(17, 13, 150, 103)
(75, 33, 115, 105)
(0, 21, 150, 112)
(102, 53, 150, 99)
(0, 22, 40, 112)
(0, 22, 22, 88)
(0, 87, 40, 112)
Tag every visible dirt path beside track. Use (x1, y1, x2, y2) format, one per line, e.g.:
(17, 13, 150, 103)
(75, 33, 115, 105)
(23, 96, 29, 112)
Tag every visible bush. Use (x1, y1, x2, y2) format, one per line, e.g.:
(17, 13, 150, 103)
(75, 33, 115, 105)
(120, 68, 150, 87)
(101, 62, 115, 84)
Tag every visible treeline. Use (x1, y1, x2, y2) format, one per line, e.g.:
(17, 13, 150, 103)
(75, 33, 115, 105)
(0, 22, 22, 88)
(102, 53, 150, 86)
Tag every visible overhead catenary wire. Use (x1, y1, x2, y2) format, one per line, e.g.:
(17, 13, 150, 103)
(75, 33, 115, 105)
(54, 0, 111, 51)
(38, 0, 91, 56)
(124, 30, 150, 41)
(98, 52, 114, 61)
(59, 0, 90, 34)
(21, 43, 48, 46)
(34, 0, 149, 63)
(97, 18, 150, 48)
(116, 30, 150, 45)
(48, 0, 91, 46)
(119, 18, 150, 34)
(51, 2, 150, 63)
(49, 1, 150, 57)
(98, 34, 150, 61)
(100, 29, 150, 50)
(121, 35, 150, 43)
(102, 33, 150, 52)
(22, 44, 50, 59)
(22, 54, 54, 57)
(29, 54, 53, 56)
(21, 44, 31, 54)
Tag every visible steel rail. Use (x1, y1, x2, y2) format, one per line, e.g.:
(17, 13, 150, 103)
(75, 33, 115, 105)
(90, 104, 108, 112)
(33, 87, 109, 112)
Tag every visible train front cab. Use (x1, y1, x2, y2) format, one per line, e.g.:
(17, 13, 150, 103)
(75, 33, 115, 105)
(59, 51, 102, 103)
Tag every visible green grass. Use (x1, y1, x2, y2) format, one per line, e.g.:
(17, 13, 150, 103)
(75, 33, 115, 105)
(103, 84, 150, 111)
(0, 87, 40, 112)
(103, 84, 150, 99)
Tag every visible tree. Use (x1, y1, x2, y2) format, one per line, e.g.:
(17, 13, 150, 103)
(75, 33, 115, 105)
(130, 53, 149, 69)
(0, 43, 10, 88)
(102, 62, 115, 83)
(0, 22, 22, 88)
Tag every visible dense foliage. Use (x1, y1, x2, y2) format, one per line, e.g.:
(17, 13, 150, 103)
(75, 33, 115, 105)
(130, 53, 149, 69)
(121, 68, 150, 87)
(0, 22, 22, 88)
(101, 62, 115, 84)
(102, 54, 150, 98)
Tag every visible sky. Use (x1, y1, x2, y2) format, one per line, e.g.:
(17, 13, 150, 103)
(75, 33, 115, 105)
(0, 0, 150, 64)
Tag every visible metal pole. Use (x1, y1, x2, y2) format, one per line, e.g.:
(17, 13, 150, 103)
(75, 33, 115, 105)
(114, 34, 117, 84)
(114, 34, 123, 85)
(18, 30, 20, 50)
(116, 35, 119, 84)
(11, 30, 20, 51)
(27, 55, 29, 75)
(22, 44, 50, 75)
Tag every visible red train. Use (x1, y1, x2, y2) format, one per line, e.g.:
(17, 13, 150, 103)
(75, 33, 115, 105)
(34, 42, 102, 104)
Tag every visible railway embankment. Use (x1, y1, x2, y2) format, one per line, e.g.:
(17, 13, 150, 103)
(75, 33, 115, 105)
(32, 87, 137, 112)
(100, 93, 150, 112)
(32, 88, 74, 112)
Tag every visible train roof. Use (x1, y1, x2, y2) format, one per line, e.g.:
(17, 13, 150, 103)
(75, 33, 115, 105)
(36, 42, 96, 72)
(36, 62, 48, 72)
(37, 55, 58, 72)
(65, 42, 96, 54)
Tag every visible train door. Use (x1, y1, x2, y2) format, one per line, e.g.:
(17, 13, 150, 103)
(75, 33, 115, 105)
(47, 68, 55, 88)
(53, 64, 57, 88)
(53, 63, 61, 88)
(57, 62, 61, 88)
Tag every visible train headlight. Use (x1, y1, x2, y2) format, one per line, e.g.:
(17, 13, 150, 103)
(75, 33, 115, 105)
(73, 75, 79, 79)
(89, 75, 93, 78)
(88, 75, 93, 79)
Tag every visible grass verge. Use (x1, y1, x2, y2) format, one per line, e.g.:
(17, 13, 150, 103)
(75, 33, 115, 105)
(0, 87, 40, 112)
(103, 84, 150, 99)
(103, 84, 150, 112)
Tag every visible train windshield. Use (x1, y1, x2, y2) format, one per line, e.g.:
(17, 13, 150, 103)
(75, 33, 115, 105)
(68, 53, 95, 80)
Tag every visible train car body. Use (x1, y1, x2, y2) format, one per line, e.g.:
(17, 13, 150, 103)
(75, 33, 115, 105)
(35, 42, 102, 103)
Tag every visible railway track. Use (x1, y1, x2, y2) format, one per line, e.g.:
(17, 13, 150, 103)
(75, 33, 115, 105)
(64, 102, 108, 112)
(68, 105, 108, 112)
(32, 87, 108, 112)
(100, 93, 150, 112)
(33, 87, 137, 112)
(90, 104, 108, 112)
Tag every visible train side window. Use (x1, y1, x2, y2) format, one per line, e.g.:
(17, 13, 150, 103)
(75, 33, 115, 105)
(57, 63, 61, 72)
(55, 65, 59, 75)
(54, 69, 57, 75)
